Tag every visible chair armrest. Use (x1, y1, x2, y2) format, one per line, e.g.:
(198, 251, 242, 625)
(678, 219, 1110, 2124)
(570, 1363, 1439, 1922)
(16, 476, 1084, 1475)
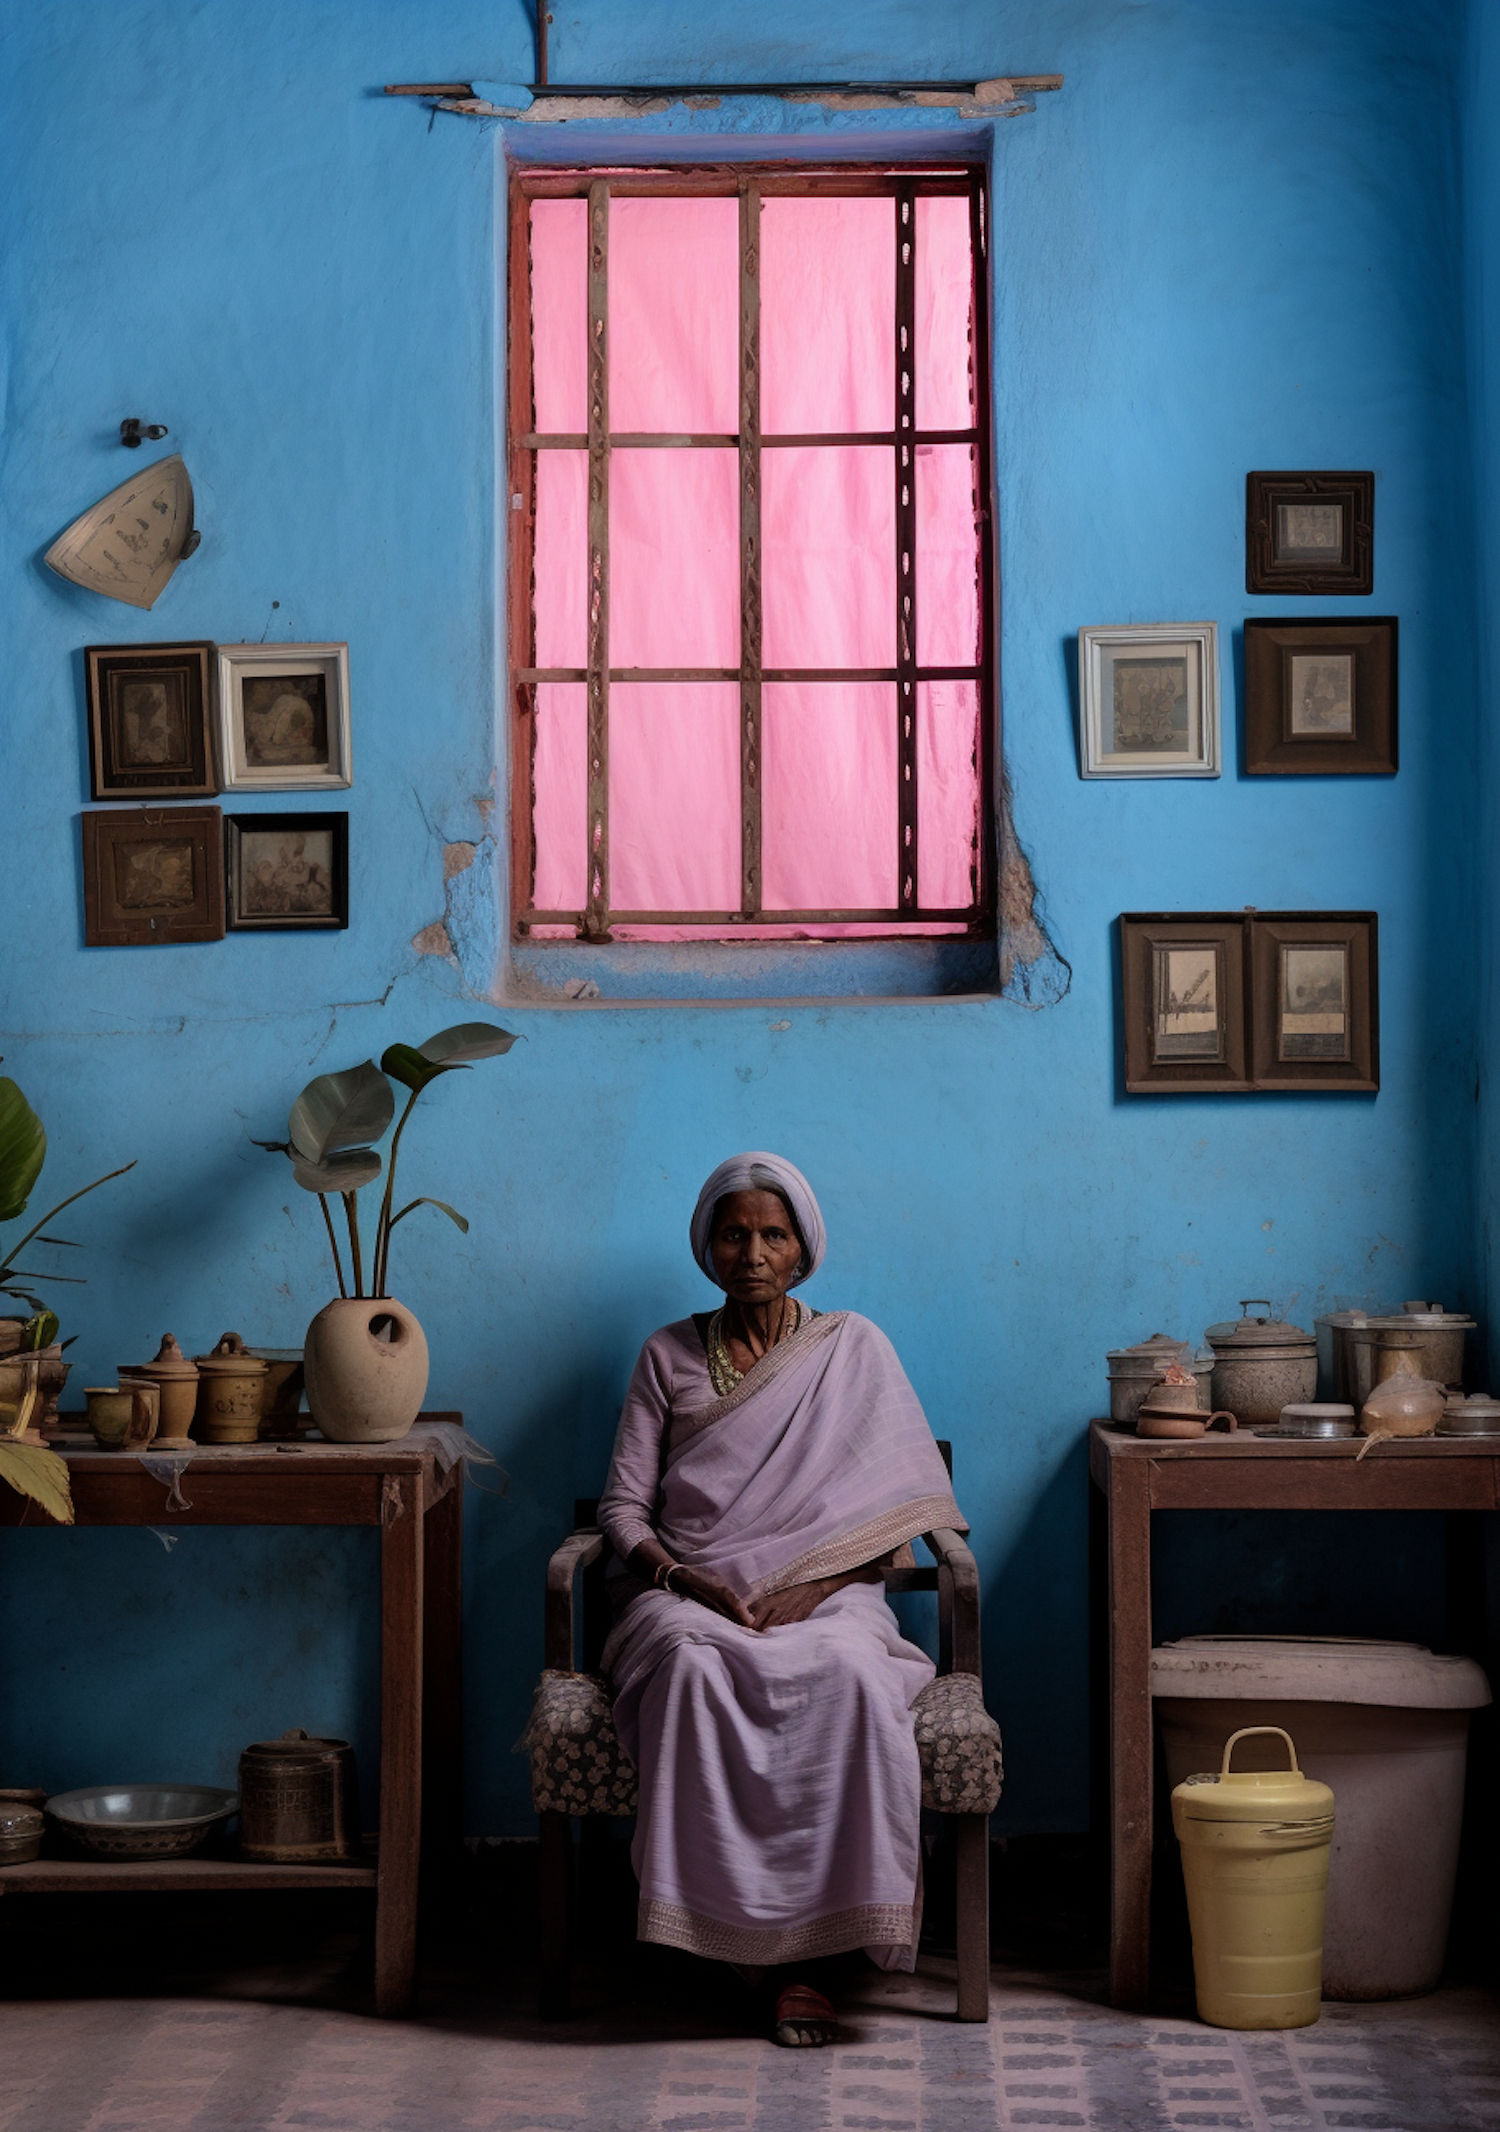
(545, 1529, 604, 1671)
(925, 1527, 980, 1678)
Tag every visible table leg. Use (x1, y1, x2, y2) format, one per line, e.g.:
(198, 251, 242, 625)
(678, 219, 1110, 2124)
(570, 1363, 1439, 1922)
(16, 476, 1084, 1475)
(1109, 1459, 1153, 2008)
(422, 1479, 464, 1880)
(377, 1471, 424, 2017)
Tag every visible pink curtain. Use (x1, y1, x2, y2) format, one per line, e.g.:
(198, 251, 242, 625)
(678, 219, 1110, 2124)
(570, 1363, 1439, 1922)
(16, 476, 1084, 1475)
(522, 191, 981, 930)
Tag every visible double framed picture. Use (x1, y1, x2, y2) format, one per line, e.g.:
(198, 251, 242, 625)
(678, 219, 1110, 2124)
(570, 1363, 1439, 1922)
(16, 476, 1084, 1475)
(82, 809, 348, 944)
(85, 640, 352, 797)
(1246, 471, 1373, 596)
(1121, 911, 1378, 1094)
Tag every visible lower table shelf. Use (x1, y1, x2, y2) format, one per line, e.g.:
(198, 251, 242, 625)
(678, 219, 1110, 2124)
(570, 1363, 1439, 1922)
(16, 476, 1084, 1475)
(0, 1856, 377, 1894)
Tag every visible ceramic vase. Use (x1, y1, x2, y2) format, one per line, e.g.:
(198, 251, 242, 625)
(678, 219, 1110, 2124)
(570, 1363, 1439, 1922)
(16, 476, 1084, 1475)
(303, 1297, 429, 1444)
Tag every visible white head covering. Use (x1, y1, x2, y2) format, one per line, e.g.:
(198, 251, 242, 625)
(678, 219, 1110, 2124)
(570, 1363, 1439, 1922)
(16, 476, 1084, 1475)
(689, 1152, 827, 1288)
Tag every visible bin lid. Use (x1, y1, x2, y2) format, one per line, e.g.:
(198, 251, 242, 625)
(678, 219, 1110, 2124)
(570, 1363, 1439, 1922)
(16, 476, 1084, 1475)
(1172, 1728, 1335, 1824)
(1152, 1635, 1491, 1710)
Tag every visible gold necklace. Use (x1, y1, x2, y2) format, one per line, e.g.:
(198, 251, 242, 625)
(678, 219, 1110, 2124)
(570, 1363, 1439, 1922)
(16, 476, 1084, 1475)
(707, 1298, 800, 1396)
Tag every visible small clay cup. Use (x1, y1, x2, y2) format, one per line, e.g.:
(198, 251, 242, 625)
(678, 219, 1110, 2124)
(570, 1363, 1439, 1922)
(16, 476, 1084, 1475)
(85, 1382, 159, 1451)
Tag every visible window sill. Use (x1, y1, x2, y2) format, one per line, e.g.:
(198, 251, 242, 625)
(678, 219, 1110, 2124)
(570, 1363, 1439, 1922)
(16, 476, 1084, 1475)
(503, 932, 999, 1004)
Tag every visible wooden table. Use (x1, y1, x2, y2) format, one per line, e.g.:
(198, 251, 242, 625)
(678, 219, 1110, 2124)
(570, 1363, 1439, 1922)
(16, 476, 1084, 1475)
(0, 1415, 465, 2016)
(1088, 1419, 1498, 2008)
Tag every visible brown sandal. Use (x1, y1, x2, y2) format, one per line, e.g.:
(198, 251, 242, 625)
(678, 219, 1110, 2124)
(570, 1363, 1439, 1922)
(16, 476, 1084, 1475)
(774, 1981, 839, 2047)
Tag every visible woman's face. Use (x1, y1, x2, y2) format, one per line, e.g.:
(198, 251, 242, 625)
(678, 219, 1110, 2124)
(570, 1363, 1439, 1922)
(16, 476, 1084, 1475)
(709, 1189, 803, 1305)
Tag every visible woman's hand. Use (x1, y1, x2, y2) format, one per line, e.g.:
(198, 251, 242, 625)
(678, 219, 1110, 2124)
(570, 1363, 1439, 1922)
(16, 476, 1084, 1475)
(750, 1565, 880, 1631)
(672, 1565, 756, 1628)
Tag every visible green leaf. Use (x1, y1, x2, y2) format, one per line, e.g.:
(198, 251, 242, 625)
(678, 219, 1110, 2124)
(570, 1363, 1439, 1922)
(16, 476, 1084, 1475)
(388, 1197, 470, 1234)
(0, 1078, 46, 1225)
(289, 1062, 395, 1165)
(291, 1149, 382, 1195)
(0, 1440, 74, 1525)
(379, 1043, 444, 1093)
(25, 1312, 59, 1351)
(417, 1022, 520, 1066)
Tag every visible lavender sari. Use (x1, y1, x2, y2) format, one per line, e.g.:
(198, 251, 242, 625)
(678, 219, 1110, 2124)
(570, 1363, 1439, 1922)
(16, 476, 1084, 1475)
(599, 1308, 965, 1968)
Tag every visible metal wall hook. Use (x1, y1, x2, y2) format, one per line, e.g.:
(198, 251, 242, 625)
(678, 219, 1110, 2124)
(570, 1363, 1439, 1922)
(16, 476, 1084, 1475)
(120, 418, 169, 448)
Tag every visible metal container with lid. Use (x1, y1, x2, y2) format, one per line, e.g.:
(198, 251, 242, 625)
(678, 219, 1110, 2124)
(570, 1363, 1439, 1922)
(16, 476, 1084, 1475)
(1106, 1333, 1213, 1426)
(238, 1728, 360, 1863)
(1438, 1392, 1500, 1438)
(1205, 1302, 1317, 1428)
(1348, 1303, 1475, 1402)
(0, 1803, 44, 1864)
(1258, 1402, 1357, 1440)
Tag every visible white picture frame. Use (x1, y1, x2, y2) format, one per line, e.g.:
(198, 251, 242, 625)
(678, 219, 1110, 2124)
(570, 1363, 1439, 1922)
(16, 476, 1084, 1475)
(1078, 622, 1220, 779)
(215, 642, 352, 790)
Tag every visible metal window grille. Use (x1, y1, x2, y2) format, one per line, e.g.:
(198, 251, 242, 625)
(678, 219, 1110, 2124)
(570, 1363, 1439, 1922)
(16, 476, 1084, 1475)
(507, 165, 995, 941)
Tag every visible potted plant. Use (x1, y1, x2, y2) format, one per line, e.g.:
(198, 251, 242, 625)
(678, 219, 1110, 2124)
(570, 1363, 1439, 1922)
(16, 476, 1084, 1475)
(0, 1063, 136, 1523)
(259, 1022, 517, 1442)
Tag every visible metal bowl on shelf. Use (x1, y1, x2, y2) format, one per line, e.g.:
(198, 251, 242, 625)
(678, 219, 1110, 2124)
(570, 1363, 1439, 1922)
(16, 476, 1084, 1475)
(1253, 1402, 1358, 1440)
(45, 1785, 238, 1860)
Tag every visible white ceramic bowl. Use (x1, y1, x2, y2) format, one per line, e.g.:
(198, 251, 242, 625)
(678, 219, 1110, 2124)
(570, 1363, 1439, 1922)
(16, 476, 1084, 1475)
(46, 1785, 238, 1859)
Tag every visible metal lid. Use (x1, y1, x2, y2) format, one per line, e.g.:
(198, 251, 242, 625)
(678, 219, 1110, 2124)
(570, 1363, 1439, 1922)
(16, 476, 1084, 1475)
(1105, 1332, 1193, 1372)
(1205, 1300, 1315, 1351)
(1172, 1727, 1335, 1825)
(1393, 1301, 1476, 1327)
(242, 1726, 351, 1762)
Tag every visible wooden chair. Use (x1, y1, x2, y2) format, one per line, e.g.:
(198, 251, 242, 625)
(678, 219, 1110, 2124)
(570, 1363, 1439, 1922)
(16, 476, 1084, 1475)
(527, 1444, 1001, 2024)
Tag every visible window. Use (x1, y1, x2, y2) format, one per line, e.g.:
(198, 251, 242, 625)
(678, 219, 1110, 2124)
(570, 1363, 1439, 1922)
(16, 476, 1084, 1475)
(507, 167, 993, 946)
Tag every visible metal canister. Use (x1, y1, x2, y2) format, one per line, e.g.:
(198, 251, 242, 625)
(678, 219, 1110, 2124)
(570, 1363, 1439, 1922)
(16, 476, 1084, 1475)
(1437, 1393, 1500, 1438)
(1205, 1303, 1317, 1428)
(238, 1728, 361, 1862)
(1106, 1334, 1213, 1425)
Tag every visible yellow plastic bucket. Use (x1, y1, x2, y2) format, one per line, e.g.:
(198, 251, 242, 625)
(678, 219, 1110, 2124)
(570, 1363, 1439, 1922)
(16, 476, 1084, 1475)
(1171, 1724, 1335, 2030)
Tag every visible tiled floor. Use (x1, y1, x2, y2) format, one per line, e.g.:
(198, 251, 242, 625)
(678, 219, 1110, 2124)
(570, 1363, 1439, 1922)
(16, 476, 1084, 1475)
(1, 1952, 1497, 2132)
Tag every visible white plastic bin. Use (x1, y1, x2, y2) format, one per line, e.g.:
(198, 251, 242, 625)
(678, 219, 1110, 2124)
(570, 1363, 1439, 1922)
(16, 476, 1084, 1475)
(1152, 1635, 1490, 2000)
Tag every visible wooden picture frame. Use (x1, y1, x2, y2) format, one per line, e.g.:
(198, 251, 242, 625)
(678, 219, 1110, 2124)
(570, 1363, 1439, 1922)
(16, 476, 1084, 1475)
(1249, 914, 1379, 1092)
(1243, 618, 1397, 775)
(226, 812, 348, 930)
(1246, 472, 1374, 596)
(216, 643, 352, 791)
(1077, 623, 1220, 779)
(1121, 916, 1250, 1092)
(1121, 911, 1378, 1094)
(84, 642, 216, 800)
(82, 806, 224, 945)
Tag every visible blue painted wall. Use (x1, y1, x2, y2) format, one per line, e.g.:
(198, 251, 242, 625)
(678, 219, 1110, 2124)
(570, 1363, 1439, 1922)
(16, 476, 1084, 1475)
(0, 1, 1483, 1838)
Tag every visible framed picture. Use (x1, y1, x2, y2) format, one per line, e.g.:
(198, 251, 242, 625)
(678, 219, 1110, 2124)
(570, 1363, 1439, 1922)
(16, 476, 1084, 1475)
(226, 812, 348, 930)
(1121, 916, 1249, 1092)
(84, 642, 216, 799)
(216, 643, 352, 790)
(1243, 618, 1397, 775)
(1250, 914, 1378, 1091)
(1078, 624, 1219, 778)
(1121, 911, 1377, 1093)
(1246, 472, 1374, 595)
(82, 806, 224, 946)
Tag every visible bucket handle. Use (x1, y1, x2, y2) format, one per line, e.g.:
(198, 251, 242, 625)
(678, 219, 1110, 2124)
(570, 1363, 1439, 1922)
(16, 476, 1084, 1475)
(1221, 1724, 1300, 1777)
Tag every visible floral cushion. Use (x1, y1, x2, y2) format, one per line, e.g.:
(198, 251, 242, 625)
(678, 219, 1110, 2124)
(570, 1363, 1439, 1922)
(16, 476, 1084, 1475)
(522, 1666, 1002, 1819)
(520, 1670, 639, 1816)
(910, 1672, 1004, 1814)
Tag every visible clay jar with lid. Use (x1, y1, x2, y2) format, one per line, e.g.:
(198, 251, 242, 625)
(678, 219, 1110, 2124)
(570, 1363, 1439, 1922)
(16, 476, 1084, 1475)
(122, 1335, 199, 1444)
(193, 1332, 268, 1444)
(1205, 1301, 1317, 1428)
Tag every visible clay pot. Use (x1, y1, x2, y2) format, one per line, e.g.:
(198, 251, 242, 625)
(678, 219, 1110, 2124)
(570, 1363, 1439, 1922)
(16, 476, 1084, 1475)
(122, 1334, 199, 1444)
(1359, 1370, 1445, 1441)
(304, 1298, 429, 1444)
(1137, 1405, 1238, 1439)
(85, 1382, 158, 1451)
(193, 1332, 268, 1445)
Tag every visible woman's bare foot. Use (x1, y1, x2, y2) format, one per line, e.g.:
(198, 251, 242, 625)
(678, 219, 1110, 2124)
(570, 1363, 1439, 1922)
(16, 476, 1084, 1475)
(774, 1980, 839, 2047)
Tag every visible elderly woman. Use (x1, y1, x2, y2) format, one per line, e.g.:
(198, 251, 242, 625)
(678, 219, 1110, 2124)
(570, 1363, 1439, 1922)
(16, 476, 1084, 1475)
(598, 1152, 965, 2047)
